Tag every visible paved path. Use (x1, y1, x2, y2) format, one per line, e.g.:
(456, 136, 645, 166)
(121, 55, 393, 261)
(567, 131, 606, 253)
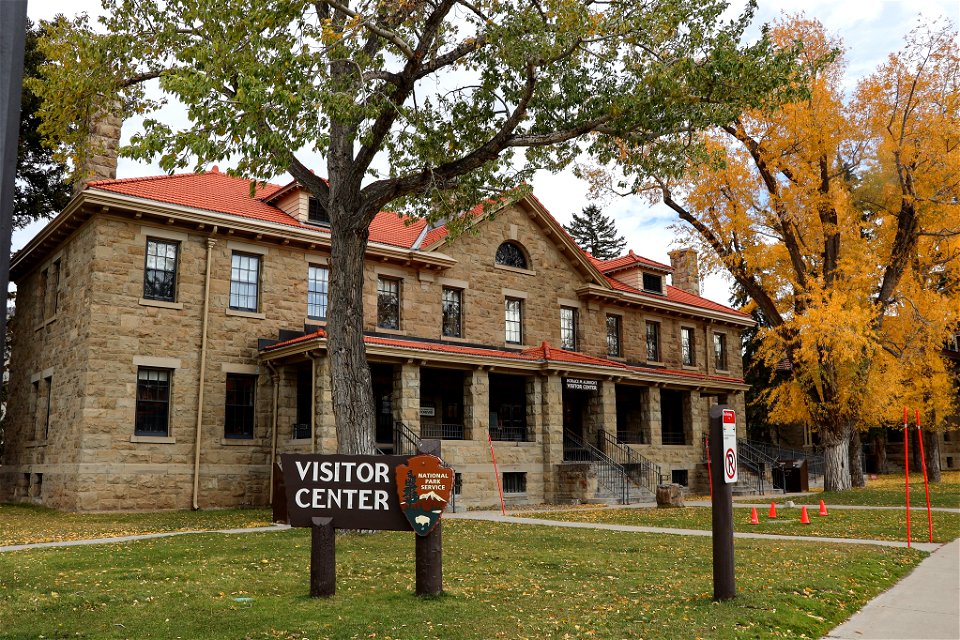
(823, 538, 960, 640)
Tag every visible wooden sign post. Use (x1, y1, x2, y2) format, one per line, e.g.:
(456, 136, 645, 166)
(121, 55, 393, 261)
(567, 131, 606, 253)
(281, 453, 454, 598)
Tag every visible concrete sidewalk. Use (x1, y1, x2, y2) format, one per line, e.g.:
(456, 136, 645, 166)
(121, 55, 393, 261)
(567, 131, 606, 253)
(823, 538, 960, 640)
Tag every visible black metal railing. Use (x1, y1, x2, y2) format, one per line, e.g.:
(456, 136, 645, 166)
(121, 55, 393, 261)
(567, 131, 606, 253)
(420, 423, 465, 440)
(393, 421, 421, 456)
(489, 424, 529, 442)
(597, 430, 661, 495)
(564, 429, 630, 504)
(661, 431, 688, 445)
(616, 429, 647, 445)
(292, 423, 311, 440)
(741, 439, 825, 478)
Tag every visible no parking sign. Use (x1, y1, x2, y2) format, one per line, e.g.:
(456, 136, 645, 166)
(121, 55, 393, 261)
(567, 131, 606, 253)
(722, 409, 738, 484)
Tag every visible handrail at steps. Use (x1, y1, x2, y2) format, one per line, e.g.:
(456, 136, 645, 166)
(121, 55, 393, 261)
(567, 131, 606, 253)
(596, 430, 661, 495)
(564, 429, 630, 504)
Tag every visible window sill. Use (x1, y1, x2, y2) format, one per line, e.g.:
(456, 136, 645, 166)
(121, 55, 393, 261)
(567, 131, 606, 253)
(25, 439, 47, 448)
(305, 318, 327, 327)
(45, 315, 58, 326)
(226, 308, 266, 320)
(131, 435, 176, 444)
(440, 335, 469, 343)
(289, 437, 313, 445)
(645, 360, 663, 366)
(220, 437, 265, 446)
(715, 368, 730, 375)
(606, 354, 626, 361)
(681, 365, 699, 371)
(139, 298, 184, 310)
(376, 327, 406, 336)
(494, 264, 536, 277)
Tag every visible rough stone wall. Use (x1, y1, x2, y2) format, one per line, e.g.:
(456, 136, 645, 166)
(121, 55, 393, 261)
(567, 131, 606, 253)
(668, 248, 700, 296)
(1, 220, 98, 509)
(76, 107, 122, 192)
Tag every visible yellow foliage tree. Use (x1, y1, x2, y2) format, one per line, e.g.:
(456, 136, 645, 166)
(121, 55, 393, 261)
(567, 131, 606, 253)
(627, 17, 959, 490)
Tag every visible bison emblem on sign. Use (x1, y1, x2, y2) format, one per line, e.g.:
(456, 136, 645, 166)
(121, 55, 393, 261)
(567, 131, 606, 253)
(395, 454, 454, 536)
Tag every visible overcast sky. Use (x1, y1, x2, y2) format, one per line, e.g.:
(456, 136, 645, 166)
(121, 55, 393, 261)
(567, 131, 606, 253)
(21, 0, 959, 304)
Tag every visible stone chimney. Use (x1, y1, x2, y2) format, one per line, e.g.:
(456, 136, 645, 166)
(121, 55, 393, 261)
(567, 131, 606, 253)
(75, 104, 122, 193)
(668, 248, 700, 296)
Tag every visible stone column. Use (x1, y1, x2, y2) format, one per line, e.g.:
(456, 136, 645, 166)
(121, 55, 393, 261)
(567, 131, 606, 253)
(76, 104, 122, 192)
(464, 369, 489, 441)
(642, 386, 662, 446)
(394, 363, 421, 434)
(525, 376, 541, 444)
(586, 381, 616, 447)
(315, 355, 337, 453)
(540, 374, 564, 502)
(683, 390, 701, 446)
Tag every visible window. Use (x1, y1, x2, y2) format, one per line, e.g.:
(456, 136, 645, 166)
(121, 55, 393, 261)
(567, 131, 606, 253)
(307, 265, 329, 320)
(642, 272, 663, 294)
(135, 368, 171, 436)
(307, 197, 330, 225)
(606, 314, 622, 357)
(495, 242, 528, 269)
(646, 321, 660, 362)
(377, 277, 401, 329)
(560, 307, 578, 350)
(225, 374, 256, 439)
(681, 327, 695, 366)
(505, 297, 523, 344)
(714, 333, 728, 370)
(37, 268, 47, 325)
(441, 287, 462, 337)
(144, 239, 179, 302)
(672, 469, 689, 486)
(454, 473, 463, 496)
(503, 472, 527, 494)
(230, 253, 260, 311)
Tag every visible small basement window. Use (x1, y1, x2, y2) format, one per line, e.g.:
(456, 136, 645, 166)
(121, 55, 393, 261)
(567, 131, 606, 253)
(454, 473, 463, 496)
(642, 272, 663, 294)
(672, 469, 688, 487)
(503, 472, 527, 494)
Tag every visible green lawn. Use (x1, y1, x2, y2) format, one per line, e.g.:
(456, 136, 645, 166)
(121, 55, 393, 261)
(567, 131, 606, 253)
(0, 520, 922, 639)
(527, 505, 960, 543)
(0, 503, 273, 547)
(785, 471, 960, 509)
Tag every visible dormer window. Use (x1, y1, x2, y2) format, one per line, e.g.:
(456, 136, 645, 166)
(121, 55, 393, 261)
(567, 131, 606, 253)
(642, 272, 663, 294)
(308, 197, 330, 225)
(496, 242, 528, 269)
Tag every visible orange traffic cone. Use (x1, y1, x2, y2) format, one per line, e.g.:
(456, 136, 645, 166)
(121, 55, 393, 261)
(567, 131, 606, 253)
(819, 499, 828, 516)
(800, 506, 811, 524)
(750, 507, 759, 525)
(768, 502, 778, 519)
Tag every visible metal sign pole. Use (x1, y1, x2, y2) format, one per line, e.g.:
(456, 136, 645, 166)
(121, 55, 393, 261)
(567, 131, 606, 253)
(0, 1, 29, 376)
(709, 404, 736, 601)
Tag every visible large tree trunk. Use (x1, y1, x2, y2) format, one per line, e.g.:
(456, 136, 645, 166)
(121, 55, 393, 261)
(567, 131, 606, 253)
(327, 209, 377, 455)
(822, 425, 852, 492)
(872, 430, 888, 475)
(849, 428, 865, 488)
(924, 431, 942, 483)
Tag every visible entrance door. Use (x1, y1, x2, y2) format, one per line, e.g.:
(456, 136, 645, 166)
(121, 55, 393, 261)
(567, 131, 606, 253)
(562, 388, 590, 461)
(370, 364, 395, 449)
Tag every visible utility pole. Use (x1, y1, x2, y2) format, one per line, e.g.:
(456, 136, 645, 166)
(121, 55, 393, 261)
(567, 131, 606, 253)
(0, 1, 29, 382)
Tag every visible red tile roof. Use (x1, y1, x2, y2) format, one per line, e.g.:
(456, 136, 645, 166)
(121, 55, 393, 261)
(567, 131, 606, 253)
(604, 275, 749, 318)
(263, 335, 744, 385)
(596, 250, 673, 274)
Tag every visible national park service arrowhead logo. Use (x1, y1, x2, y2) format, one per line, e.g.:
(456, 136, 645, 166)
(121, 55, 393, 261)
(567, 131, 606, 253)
(395, 454, 454, 536)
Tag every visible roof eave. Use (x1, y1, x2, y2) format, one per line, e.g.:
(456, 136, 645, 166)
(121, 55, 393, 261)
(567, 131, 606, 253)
(575, 283, 755, 327)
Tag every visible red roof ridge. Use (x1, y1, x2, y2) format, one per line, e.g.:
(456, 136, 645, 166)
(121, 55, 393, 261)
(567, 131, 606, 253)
(87, 170, 283, 192)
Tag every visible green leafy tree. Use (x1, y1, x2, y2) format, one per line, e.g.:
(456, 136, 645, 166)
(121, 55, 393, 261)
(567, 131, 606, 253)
(15, 19, 71, 229)
(564, 204, 626, 260)
(33, 0, 797, 455)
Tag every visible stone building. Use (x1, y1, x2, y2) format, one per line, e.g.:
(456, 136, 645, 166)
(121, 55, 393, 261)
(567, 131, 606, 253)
(1, 169, 752, 511)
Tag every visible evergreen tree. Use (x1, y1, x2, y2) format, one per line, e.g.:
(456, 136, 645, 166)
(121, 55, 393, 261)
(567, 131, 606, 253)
(16, 20, 71, 230)
(564, 205, 627, 260)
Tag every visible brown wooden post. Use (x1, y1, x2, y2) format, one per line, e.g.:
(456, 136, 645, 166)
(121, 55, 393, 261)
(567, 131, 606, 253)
(310, 517, 335, 597)
(709, 404, 736, 601)
(415, 522, 442, 596)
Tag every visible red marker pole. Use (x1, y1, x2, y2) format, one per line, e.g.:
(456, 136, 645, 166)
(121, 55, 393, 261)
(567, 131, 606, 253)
(915, 410, 933, 543)
(706, 436, 713, 499)
(904, 407, 911, 548)
(487, 432, 506, 516)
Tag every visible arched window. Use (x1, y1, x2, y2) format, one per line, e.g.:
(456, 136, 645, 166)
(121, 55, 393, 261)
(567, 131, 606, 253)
(495, 242, 528, 269)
